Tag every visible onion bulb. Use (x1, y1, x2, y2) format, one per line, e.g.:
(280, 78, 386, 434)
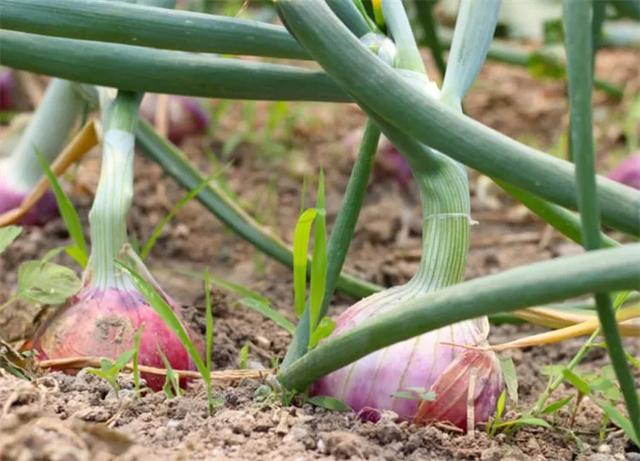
(0, 165, 58, 225)
(32, 92, 203, 390)
(140, 95, 209, 145)
(310, 288, 502, 429)
(608, 154, 640, 190)
(33, 286, 199, 390)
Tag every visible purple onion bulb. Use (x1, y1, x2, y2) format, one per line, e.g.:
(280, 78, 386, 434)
(0, 166, 59, 226)
(140, 95, 209, 145)
(608, 154, 640, 190)
(311, 288, 503, 430)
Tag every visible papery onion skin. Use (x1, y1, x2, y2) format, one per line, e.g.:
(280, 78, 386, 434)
(310, 289, 503, 428)
(415, 349, 503, 430)
(33, 287, 201, 390)
(0, 172, 58, 226)
(608, 154, 640, 190)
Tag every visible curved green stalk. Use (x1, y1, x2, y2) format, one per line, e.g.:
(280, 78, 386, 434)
(278, 244, 640, 390)
(563, 0, 640, 440)
(381, 0, 426, 74)
(275, 0, 640, 236)
(0, 0, 307, 60)
(0, 31, 349, 103)
(134, 121, 381, 299)
(282, 121, 381, 367)
(440, 0, 501, 110)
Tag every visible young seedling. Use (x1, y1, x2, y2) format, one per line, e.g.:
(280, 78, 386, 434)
(87, 349, 135, 398)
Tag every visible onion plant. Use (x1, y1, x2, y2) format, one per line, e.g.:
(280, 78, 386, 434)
(1, 0, 638, 442)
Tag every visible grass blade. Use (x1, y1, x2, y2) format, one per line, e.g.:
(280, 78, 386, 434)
(140, 172, 216, 260)
(292, 208, 318, 318)
(114, 260, 207, 378)
(35, 150, 88, 267)
(309, 173, 327, 333)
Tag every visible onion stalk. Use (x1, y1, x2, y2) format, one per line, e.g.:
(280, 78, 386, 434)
(0, 78, 83, 225)
(32, 91, 202, 390)
(307, 0, 503, 430)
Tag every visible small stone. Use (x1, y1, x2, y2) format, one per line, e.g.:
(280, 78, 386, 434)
(255, 335, 271, 349)
(597, 444, 611, 454)
(167, 419, 181, 429)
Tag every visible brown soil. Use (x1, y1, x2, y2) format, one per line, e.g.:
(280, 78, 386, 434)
(1, 49, 639, 460)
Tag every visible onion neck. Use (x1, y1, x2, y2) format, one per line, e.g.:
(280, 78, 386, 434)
(88, 92, 141, 291)
(6, 79, 84, 188)
(404, 153, 470, 294)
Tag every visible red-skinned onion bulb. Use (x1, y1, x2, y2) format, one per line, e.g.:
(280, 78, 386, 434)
(32, 92, 203, 390)
(33, 286, 200, 390)
(310, 289, 503, 430)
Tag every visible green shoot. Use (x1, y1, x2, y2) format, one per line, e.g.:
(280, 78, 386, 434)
(204, 270, 214, 386)
(86, 349, 135, 397)
(140, 172, 217, 260)
(132, 327, 142, 397)
(308, 317, 335, 349)
(309, 171, 327, 336)
(158, 346, 181, 399)
(499, 357, 519, 405)
(202, 270, 221, 411)
(35, 150, 88, 268)
(487, 390, 507, 436)
(238, 343, 250, 369)
(561, 367, 640, 446)
(292, 208, 317, 318)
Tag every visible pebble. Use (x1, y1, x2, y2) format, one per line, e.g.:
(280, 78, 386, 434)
(597, 444, 611, 454)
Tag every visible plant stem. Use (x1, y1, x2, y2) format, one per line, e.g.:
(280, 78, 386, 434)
(0, 31, 350, 103)
(278, 244, 640, 391)
(564, 0, 640, 440)
(381, 0, 426, 74)
(282, 121, 381, 367)
(88, 92, 141, 290)
(414, 0, 447, 78)
(3, 78, 83, 188)
(0, 0, 307, 60)
(439, 0, 501, 110)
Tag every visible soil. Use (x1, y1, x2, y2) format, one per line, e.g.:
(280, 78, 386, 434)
(1, 48, 639, 460)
